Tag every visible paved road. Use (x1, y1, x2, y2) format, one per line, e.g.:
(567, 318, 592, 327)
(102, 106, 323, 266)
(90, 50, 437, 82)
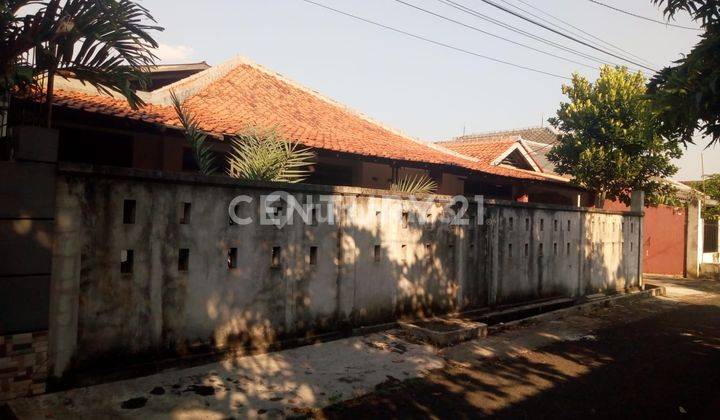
(322, 278, 720, 419)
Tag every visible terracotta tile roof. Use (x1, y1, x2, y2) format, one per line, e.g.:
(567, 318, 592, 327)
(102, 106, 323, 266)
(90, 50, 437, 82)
(51, 57, 559, 183)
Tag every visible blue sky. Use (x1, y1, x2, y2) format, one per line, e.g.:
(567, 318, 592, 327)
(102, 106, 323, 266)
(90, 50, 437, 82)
(144, 0, 717, 180)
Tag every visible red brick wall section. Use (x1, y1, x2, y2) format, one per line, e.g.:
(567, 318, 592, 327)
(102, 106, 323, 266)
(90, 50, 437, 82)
(604, 201, 687, 276)
(0, 331, 47, 400)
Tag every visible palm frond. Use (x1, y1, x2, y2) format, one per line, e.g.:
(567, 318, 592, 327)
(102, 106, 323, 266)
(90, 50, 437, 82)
(390, 173, 438, 195)
(1, 0, 162, 108)
(227, 129, 315, 184)
(170, 91, 216, 176)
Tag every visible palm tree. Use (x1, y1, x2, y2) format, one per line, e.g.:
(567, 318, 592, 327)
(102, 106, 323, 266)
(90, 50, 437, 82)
(390, 173, 438, 195)
(1, 0, 162, 127)
(228, 129, 316, 183)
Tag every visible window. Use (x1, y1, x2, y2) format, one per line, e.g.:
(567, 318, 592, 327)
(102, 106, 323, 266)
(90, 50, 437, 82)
(178, 249, 189, 272)
(402, 211, 409, 229)
(227, 248, 238, 269)
(540, 219, 544, 231)
(401, 244, 407, 261)
(524, 243, 529, 257)
(309, 246, 318, 265)
(508, 243, 513, 259)
(525, 218, 530, 231)
(554, 220, 558, 232)
(311, 208, 318, 226)
(567, 220, 571, 231)
(180, 202, 191, 224)
(120, 249, 134, 274)
(567, 242, 571, 255)
(123, 200, 136, 224)
(509, 217, 514, 230)
(553, 242, 558, 255)
(539, 243, 544, 256)
(374, 245, 381, 262)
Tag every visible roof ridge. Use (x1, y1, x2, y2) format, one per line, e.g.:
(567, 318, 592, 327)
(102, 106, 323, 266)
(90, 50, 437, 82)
(438, 126, 558, 144)
(147, 55, 477, 164)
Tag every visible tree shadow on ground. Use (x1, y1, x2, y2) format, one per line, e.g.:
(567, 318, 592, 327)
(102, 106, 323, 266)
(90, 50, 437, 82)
(320, 300, 720, 419)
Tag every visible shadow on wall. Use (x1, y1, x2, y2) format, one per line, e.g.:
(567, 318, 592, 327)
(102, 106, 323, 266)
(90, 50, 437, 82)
(49, 166, 641, 389)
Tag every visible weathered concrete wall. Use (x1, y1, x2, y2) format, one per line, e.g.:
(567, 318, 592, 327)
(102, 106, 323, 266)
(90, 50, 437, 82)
(48, 164, 642, 378)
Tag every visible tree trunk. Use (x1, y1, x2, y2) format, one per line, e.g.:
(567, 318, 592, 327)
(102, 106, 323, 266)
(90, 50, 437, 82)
(45, 66, 55, 128)
(594, 191, 607, 209)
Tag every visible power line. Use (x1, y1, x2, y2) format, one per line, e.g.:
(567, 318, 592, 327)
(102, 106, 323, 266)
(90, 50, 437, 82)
(436, 0, 635, 71)
(298, 0, 570, 79)
(392, 0, 598, 70)
(505, 0, 658, 68)
(476, 0, 658, 71)
(587, 0, 700, 30)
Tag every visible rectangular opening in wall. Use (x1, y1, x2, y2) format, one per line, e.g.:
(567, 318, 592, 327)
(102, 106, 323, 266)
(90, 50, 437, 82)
(120, 249, 134, 274)
(567, 242, 571, 255)
(227, 248, 238, 269)
(540, 219, 544, 231)
(271, 246, 281, 268)
(567, 220, 571, 231)
(553, 242, 558, 255)
(631, 222, 634, 233)
(401, 244, 407, 261)
(508, 243, 513, 258)
(425, 243, 431, 258)
(311, 208, 318, 226)
(630, 242, 634, 252)
(539, 243, 544, 256)
(525, 218, 530, 231)
(402, 211, 409, 228)
(554, 219, 558, 231)
(123, 199, 136, 224)
(309, 246, 318, 265)
(374, 245, 381, 262)
(180, 202, 191, 224)
(178, 248, 189, 272)
(509, 217, 514, 230)
(524, 243, 529, 257)
(375, 210, 382, 226)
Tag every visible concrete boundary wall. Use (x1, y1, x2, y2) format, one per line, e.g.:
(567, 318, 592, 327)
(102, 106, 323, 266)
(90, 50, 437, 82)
(48, 164, 643, 379)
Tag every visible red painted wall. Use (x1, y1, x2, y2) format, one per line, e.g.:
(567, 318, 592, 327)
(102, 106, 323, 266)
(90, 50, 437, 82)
(604, 201, 686, 276)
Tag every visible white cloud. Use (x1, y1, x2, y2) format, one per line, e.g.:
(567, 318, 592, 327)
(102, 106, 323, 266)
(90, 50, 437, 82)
(152, 43, 195, 64)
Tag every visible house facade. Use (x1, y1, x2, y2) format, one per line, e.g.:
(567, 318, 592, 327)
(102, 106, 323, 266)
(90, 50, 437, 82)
(1, 58, 643, 400)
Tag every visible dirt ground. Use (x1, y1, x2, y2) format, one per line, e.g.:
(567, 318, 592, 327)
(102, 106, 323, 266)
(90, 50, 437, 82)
(320, 278, 720, 419)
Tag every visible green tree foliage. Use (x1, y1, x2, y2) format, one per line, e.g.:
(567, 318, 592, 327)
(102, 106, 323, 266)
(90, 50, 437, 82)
(648, 0, 720, 147)
(228, 129, 316, 183)
(686, 174, 720, 220)
(548, 66, 682, 207)
(1, 0, 162, 125)
(170, 91, 216, 176)
(390, 174, 438, 195)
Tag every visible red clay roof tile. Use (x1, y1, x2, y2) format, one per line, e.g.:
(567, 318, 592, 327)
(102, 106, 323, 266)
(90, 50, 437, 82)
(51, 58, 557, 183)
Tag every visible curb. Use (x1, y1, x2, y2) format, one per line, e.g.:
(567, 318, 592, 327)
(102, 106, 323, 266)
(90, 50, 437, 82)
(488, 285, 666, 334)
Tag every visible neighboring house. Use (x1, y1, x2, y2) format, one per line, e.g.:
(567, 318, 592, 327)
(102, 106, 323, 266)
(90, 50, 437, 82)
(445, 127, 713, 279)
(438, 127, 588, 206)
(9, 56, 586, 202)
